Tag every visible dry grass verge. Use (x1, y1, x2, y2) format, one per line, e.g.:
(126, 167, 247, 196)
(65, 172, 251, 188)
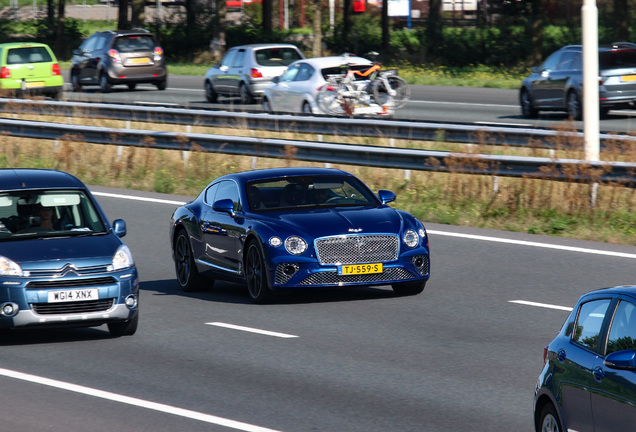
(1, 111, 635, 246)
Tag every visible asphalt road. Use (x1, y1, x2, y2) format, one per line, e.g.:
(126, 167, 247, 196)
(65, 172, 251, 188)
(61, 72, 636, 134)
(2, 185, 635, 431)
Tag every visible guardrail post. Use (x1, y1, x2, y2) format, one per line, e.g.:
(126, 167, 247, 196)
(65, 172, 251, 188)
(182, 125, 191, 168)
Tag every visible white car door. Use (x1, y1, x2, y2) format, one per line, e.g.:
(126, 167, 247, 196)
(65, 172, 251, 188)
(284, 63, 315, 113)
(268, 64, 300, 112)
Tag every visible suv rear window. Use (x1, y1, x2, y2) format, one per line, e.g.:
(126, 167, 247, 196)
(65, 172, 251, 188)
(6, 47, 52, 65)
(113, 36, 156, 53)
(600, 49, 636, 69)
(254, 48, 302, 66)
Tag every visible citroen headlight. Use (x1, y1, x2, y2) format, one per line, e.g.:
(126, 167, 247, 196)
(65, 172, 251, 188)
(0, 256, 23, 276)
(285, 236, 307, 255)
(403, 229, 419, 248)
(112, 245, 134, 270)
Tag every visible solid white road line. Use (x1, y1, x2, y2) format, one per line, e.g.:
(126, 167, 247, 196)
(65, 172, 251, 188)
(427, 230, 636, 260)
(0, 368, 283, 432)
(92, 191, 186, 206)
(509, 300, 573, 311)
(206, 322, 298, 338)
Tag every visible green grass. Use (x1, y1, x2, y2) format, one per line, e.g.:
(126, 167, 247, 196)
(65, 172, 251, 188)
(157, 63, 528, 89)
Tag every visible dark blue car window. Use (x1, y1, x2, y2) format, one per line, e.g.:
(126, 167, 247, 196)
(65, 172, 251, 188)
(572, 299, 611, 352)
(246, 175, 379, 211)
(205, 183, 219, 204)
(215, 180, 240, 212)
(606, 300, 636, 355)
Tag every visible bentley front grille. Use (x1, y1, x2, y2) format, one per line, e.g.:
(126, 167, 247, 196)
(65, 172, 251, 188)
(315, 234, 399, 265)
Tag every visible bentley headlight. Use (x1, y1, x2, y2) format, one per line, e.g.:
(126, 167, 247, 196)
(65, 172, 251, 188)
(285, 236, 307, 255)
(0, 256, 22, 276)
(403, 229, 419, 248)
(112, 245, 134, 270)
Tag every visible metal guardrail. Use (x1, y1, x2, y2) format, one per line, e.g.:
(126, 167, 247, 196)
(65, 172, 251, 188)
(2, 98, 636, 150)
(1, 117, 635, 185)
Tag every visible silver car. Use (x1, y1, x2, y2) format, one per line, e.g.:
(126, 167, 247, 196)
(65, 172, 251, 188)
(262, 55, 393, 116)
(204, 43, 304, 104)
(520, 42, 636, 119)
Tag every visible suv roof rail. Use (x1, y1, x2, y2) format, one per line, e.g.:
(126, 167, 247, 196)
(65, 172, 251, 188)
(610, 41, 636, 49)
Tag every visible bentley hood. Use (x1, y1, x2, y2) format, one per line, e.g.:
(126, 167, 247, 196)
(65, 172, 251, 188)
(266, 206, 407, 238)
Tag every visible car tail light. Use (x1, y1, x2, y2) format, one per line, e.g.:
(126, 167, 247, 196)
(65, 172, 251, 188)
(51, 63, 61, 76)
(108, 49, 121, 63)
(251, 68, 263, 78)
(154, 47, 163, 61)
(543, 345, 549, 364)
(1, 67, 10, 79)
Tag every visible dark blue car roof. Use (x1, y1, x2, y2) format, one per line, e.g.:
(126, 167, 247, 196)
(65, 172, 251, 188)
(218, 167, 351, 183)
(0, 168, 85, 192)
(585, 285, 636, 299)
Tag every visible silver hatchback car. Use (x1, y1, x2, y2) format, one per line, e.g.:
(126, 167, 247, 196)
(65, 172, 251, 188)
(204, 43, 304, 104)
(520, 42, 636, 119)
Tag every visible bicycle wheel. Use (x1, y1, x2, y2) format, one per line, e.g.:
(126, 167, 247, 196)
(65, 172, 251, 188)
(317, 76, 346, 115)
(371, 74, 410, 109)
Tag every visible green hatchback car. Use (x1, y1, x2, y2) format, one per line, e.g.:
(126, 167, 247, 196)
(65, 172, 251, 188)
(0, 42, 64, 98)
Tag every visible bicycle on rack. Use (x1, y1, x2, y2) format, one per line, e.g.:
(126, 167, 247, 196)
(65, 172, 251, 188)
(316, 52, 410, 116)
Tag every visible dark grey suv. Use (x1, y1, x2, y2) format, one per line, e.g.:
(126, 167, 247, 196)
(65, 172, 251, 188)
(70, 28, 167, 93)
(520, 42, 636, 119)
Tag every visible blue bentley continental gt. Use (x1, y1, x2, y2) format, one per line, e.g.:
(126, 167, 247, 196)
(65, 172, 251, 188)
(169, 167, 430, 303)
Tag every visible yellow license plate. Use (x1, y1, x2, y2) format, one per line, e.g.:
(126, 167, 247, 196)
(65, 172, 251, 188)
(338, 263, 383, 275)
(25, 81, 45, 88)
(128, 57, 150, 64)
(621, 75, 636, 82)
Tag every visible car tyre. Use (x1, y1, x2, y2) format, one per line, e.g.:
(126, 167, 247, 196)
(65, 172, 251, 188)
(239, 82, 254, 104)
(262, 97, 273, 113)
(567, 90, 582, 120)
(205, 80, 218, 103)
(600, 106, 611, 118)
(520, 88, 538, 118)
(71, 72, 81, 92)
(245, 240, 272, 304)
(156, 79, 167, 90)
(536, 403, 561, 432)
(174, 229, 211, 292)
(301, 101, 313, 115)
(391, 280, 426, 296)
(128, 83, 137, 90)
(99, 72, 112, 93)
(108, 313, 138, 337)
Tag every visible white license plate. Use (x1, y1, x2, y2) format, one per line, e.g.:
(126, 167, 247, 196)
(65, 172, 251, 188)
(48, 288, 99, 303)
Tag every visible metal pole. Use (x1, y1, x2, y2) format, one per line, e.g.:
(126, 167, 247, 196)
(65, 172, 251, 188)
(329, 0, 334, 31)
(582, 0, 599, 161)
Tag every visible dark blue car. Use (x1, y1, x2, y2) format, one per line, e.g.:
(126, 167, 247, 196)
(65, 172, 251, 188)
(534, 285, 636, 432)
(0, 169, 139, 337)
(169, 167, 430, 303)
